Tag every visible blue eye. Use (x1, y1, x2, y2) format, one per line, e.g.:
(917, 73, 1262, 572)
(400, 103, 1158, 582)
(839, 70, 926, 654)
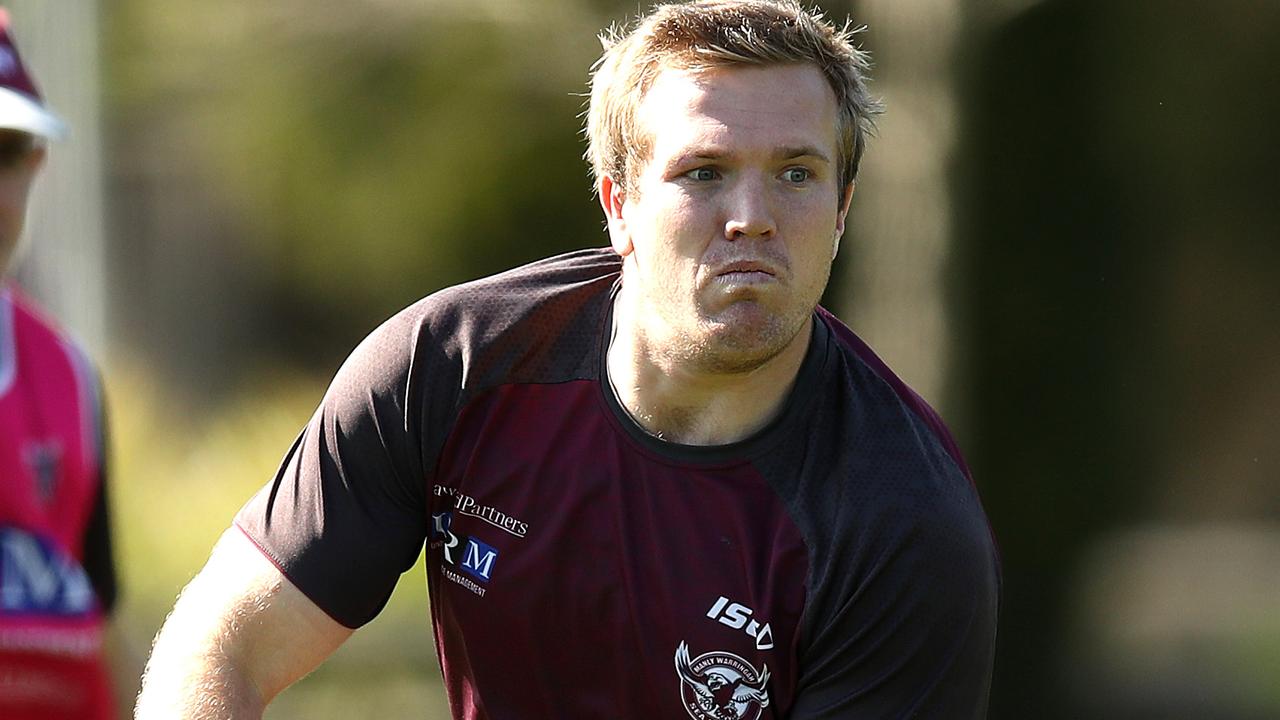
(685, 167, 718, 181)
(783, 168, 811, 183)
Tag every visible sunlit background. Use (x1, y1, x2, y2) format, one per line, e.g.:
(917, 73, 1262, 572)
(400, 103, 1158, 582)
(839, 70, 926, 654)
(8, 0, 1279, 717)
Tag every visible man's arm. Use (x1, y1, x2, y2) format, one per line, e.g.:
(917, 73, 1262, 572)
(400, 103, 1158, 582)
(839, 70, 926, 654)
(135, 527, 353, 719)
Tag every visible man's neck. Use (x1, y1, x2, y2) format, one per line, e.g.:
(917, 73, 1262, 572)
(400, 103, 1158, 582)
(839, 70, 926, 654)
(606, 292, 812, 446)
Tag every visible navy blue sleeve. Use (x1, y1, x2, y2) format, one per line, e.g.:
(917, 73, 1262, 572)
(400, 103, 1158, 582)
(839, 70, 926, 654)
(76, 359, 117, 615)
(235, 304, 459, 628)
(82, 459, 116, 614)
(785, 489, 998, 719)
(760, 320, 999, 718)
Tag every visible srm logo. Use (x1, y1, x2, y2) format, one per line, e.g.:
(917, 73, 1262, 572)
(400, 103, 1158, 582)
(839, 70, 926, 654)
(431, 512, 499, 582)
(0, 528, 96, 615)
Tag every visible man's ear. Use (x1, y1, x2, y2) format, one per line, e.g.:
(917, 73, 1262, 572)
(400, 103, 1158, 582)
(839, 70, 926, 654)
(833, 181, 855, 259)
(598, 174, 633, 257)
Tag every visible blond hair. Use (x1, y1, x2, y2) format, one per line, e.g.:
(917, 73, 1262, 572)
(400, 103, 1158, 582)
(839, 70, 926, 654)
(586, 0, 882, 195)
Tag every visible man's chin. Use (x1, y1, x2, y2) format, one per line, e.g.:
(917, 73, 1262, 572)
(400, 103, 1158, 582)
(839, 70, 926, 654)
(687, 313, 807, 374)
(701, 296, 779, 328)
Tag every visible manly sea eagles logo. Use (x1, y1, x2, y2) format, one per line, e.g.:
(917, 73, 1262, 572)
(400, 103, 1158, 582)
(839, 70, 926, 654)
(674, 642, 771, 720)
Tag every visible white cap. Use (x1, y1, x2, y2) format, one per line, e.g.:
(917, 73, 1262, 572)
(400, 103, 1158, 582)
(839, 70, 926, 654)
(0, 86, 68, 140)
(0, 9, 68, 140)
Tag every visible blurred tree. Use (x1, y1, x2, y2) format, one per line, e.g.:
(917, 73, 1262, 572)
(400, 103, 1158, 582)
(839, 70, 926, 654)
(957, 0, 1280, 717)
(106, 0, 610, 388)
(957, 2, 1155, 715)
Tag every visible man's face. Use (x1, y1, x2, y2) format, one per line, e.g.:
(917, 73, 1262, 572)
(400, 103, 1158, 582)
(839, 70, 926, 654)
(602, 64, 852, 374)
(0, 130, 44, 277)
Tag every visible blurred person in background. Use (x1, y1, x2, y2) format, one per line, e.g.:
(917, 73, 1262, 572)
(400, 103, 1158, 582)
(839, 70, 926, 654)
(137, 1, 998, 718)
(0, 8, 118, 720)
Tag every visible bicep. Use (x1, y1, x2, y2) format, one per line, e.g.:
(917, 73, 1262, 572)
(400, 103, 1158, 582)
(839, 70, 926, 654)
(137, 527, 352, 718)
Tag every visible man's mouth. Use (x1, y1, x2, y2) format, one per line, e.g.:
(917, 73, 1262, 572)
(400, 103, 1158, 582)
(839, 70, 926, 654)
(713, 261, 778, 284)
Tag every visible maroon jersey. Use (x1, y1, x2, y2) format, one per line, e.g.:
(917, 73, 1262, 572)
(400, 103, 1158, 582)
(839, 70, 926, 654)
(0, 286, 116, 720)
(237, 248, 999, 719)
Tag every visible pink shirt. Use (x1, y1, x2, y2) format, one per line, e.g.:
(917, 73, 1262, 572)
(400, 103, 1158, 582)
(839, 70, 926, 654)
(0, 285, 114, 720)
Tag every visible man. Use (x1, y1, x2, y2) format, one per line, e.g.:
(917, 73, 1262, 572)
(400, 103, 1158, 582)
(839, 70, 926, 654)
(137, 1, 998, 718)
(0, 9, 118, 720)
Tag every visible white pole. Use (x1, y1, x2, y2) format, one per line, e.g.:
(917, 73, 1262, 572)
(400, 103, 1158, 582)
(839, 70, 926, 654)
(9, 0, 107, 358)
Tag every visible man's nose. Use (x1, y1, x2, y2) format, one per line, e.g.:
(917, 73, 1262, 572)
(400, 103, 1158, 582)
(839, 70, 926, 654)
(723, 177, 776, 240)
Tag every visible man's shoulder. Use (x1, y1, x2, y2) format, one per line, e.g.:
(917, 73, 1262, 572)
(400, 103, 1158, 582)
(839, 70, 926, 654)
(401, 247, 620, 324)
(344, 248, 619, 396)
(814, 305, 911, 399)
(790, 309, 996, 577)
(1, 285, 98, 387)
(814, 305, 973, 483)
(4, 284, 79, 347)
(476, 247, 622, 290)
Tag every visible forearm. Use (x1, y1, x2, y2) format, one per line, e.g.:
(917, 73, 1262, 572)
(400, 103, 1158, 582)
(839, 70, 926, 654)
(135, 570, 269, 719)
(135, 528, 352, 719)
(135, 655, 264, 720)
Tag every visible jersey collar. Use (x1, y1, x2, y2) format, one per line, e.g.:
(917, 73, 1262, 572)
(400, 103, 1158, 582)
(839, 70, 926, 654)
(598, 281, 831, 465)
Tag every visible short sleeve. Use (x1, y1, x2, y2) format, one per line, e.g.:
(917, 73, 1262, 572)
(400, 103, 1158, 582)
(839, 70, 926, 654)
(787, 499, 999, 719)
(235, 306, 459, 628)
(81, 379, 116, 614)
(772, 312, 999, 718)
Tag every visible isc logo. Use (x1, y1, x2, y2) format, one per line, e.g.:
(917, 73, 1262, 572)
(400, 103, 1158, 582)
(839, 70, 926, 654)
(707, 595, 774, 650)
(0, 528, 95, 615)
(431, 513, 499, 583)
